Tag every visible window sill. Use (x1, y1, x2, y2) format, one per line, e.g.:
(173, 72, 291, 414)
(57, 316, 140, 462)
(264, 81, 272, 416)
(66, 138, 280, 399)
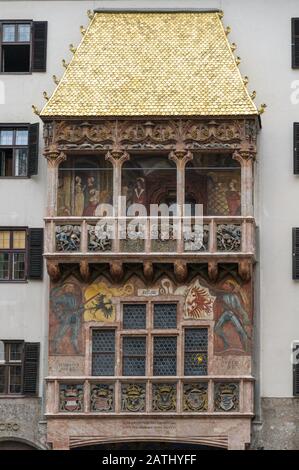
(0, 176, 30, 179)
(0, 394, 37, 398)
(0, 72, 32, 75)
(0, 280, 28, 284)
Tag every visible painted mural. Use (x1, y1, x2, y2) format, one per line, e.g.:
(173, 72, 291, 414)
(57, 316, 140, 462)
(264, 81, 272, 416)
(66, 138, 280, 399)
(185, 154, 241, 216)
(49, 274, 251, 356)
(122, 155, 177, 210)
(57, 155, 113, 216)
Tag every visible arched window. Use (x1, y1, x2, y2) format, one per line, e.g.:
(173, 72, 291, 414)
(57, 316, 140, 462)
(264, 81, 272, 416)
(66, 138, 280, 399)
(185, 153, 241, 216)
(57, 155, 113, 216)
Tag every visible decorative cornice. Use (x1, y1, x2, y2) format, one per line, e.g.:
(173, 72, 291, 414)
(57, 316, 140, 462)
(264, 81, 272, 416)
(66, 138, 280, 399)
(43, 118, 258, 155)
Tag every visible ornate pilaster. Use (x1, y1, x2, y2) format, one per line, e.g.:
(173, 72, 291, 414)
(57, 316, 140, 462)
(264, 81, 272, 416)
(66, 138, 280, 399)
(44, 145, 67, 217)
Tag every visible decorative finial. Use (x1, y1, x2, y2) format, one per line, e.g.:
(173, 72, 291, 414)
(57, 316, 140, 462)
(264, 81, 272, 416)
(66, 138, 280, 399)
(225, 26, 231, 35)
(236, 57, 241, 65)
(80, 25, 86, 36)
(69, 44, 76, 54)
(87, 10, 94, 20)
(243, 76, 249, 86)
(258, 103, 267, 115)
(62, 59, 69, 69)
(32, 105, 40, 116)
(230, 43, 237, 52)
(250, 91, 257, 100)
(43, 91, 49, 101)
(52, 75, 60, 85)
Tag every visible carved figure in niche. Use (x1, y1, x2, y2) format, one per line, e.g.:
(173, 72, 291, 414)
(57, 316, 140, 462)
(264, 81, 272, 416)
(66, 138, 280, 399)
(74, 176, 85, 216)
(133, 177, 146, 205)
(226, 179, 241, 216)
(50, 283, 84, 354)
(213, 280, 251, 353)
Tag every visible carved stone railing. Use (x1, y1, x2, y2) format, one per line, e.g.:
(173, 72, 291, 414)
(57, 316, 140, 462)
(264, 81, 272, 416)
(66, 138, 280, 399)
(44, 216, 255, 257)
(45, 376, 254, 416)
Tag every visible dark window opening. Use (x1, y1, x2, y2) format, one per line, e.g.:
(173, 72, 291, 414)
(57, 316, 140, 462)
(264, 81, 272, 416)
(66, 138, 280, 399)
(1, 44, 30, 72)
(0, 148, 13, 176)
(0, 21, 47, 73)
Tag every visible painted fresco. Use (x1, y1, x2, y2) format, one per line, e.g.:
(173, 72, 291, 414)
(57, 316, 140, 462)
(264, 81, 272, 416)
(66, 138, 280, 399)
(50, 282, 84, 355)
(84, 282, 134, 322)
(185, 154, 241, 216)
(57, 156, 113, 216)
(122, 155, 177, 210)
(49, 275, 251, 356)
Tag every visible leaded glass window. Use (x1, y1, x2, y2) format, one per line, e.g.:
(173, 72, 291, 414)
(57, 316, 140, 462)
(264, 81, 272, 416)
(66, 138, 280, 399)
(92, 330, 115, 376)
(123, 336, 146, 376)
(153, 303, 177, 329)
(153, 336, 177, 376)
(184, 328, 208, 376)
(123, 304, 146, 329)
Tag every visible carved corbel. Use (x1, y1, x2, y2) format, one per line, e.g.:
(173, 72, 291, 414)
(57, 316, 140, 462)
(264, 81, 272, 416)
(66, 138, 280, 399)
(174, 261, 188, 283)
(47, 260, 61, 282)
(110, 261, 124, 283)
(169, 149, 193, 166)
(238, 260, 252, 282)
(44, 144, 67, 168)
(233, 148, 256, 164)
(80, 261, 90, 283)
(105, 149, 130, 166)
(143, 261, 154, 282)
(208, 261, 218, 282)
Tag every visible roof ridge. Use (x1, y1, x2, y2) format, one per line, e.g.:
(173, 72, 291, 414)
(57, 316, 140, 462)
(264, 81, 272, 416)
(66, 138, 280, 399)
(93, 8, 221, 13)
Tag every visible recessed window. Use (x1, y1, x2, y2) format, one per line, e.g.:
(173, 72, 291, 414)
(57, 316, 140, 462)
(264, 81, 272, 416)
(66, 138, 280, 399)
(0, 342, 23, 394)
(0, 341, 40, 396)
(0, 124, 39, 177)
(0, 229, 27, 281)
(0, 21, 47, 73)
(91, 303, 208, 378)
(1, 23, 31, 72)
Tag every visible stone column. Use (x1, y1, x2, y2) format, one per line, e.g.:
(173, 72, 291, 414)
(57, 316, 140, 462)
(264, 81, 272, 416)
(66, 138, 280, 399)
(233, 150, 255, 218)
(169, 149, 193, 218)
(44, 145, 67, 217)
(169, 150, 193, 250)
(105, 149, 130, 217)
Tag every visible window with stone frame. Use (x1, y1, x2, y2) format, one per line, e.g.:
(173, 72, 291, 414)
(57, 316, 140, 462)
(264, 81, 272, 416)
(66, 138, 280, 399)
(91, 303, 208, 377)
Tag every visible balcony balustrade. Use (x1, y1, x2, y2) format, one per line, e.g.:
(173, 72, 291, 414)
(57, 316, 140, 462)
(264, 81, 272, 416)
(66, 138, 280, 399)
(45, 376, 254, 416)
(44, 216, 255, 259)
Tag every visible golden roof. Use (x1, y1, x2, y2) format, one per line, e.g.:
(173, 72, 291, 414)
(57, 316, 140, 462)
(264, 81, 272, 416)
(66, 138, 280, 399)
(40, 11, 258, 118)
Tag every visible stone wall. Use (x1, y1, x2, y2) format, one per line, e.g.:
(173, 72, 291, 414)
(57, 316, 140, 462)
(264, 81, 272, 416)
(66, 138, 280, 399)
(0, 398, 47, 449)
(252, 398, 299, 450)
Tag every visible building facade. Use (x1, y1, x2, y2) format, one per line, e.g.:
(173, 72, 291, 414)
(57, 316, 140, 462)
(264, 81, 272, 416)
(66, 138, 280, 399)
(0, 0, 298, 451)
